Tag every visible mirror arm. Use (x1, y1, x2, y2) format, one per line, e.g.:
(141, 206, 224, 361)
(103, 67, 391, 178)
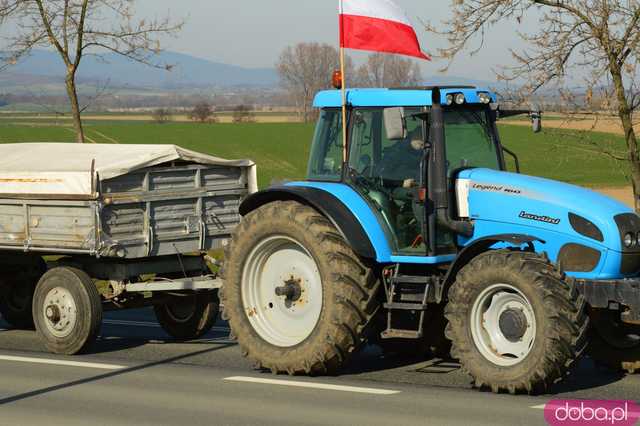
(496, 109, 532, 119)
(502, 146, 520, 173)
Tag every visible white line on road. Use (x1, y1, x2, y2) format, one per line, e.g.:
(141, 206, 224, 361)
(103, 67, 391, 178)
(224, 376, 400, 395)
(0, 355, 126, 370)
(531, 404, 546, 410)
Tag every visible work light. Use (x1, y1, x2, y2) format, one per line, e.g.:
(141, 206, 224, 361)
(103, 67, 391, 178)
(624, 232, 636, 248)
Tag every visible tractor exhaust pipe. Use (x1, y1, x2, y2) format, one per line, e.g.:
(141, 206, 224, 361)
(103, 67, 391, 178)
(430, 87, 474, 238)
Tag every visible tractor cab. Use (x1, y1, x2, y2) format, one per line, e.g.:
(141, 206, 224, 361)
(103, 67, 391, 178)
(307, 87, 510, 258)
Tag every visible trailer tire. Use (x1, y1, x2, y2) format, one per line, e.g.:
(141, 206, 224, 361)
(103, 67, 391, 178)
(154, 291, 219, 340)
(0, 256, 46, 329)
(222, 200, 380, 375)
(33, 267, 102, 355)
(588, 308, 640, 374)
(445, 250, 588, 394)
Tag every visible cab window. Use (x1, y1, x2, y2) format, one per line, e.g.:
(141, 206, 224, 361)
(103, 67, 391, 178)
(444, 107, 500, 175)
(307, 109, 344, 181)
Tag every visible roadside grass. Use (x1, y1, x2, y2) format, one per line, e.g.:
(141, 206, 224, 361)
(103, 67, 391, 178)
(0, 120, 629, 188)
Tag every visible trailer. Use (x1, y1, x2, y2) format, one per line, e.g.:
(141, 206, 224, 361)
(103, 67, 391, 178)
(0, 143, 256, 354)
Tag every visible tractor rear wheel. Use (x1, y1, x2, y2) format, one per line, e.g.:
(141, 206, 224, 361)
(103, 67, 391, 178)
(222, 200, 380, 375)
(588, 308, 640, 374)
(445, 250, 588, 394)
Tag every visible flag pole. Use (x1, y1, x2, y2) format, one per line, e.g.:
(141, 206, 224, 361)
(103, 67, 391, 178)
(339, 0, 348, 165)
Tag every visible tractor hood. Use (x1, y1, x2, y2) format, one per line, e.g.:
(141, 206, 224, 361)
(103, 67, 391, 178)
(457, 168, 638, 260)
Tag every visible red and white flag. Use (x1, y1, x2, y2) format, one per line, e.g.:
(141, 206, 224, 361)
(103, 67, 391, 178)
(339, 0, 430, 60)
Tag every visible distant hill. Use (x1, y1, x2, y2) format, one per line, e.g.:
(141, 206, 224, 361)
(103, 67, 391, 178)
(3, 50, 279, 89)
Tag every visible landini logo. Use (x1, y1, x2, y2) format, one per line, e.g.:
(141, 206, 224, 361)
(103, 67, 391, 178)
(519, 211, 561, 225)
(544, 400, 640, 426)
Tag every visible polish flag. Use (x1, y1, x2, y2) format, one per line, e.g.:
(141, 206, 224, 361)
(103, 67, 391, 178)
(339, 0, 431, 61)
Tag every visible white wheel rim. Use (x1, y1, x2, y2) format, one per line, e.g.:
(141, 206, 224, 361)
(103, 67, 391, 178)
(43, 287, 78, 338)
(241, 235, 323, 347)
(470, 283, 536, 367)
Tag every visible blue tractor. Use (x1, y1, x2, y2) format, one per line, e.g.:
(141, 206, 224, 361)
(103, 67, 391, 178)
(221, 86, 640, 394)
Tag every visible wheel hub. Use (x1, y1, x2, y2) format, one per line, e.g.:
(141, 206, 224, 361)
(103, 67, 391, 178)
(45, 304, 61, 323)
(275, 276, 303, 307)
(499, 308, 528, 342)
(42, 287, 77, 338)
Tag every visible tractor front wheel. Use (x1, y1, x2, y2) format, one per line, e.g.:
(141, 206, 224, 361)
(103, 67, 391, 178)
(445, 250, 588, 394)
(222, 201, 380, 375)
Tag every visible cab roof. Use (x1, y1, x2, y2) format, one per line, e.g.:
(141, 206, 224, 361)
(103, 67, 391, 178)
(313, 86, 497, 108)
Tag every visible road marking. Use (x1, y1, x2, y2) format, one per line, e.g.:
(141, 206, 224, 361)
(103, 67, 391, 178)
(530, 404, 546, 410)
(103, 319, 229, 332)
(0, 355, 125, 370)
(224, 376, 400, 395)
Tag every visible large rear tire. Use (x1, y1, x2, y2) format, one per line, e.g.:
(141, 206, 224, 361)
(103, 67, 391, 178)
(588, 308, 640, 374)
(445, 250, 588, 394)
(154, 291, 219, 340)
(222, 200, 380, 375)
(33, 267, 102, 355)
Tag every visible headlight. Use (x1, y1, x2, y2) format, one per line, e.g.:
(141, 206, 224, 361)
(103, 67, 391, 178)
(478, 93, 491, 104)
(446, 94, 454, 106)
(624, 232, 636, 248)
(455, 93, 466, 105)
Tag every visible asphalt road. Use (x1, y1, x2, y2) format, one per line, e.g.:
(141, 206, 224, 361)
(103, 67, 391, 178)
(0, 308, 638, 425)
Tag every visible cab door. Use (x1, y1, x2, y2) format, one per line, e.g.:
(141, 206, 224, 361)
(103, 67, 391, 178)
(348, 107, 429, 256)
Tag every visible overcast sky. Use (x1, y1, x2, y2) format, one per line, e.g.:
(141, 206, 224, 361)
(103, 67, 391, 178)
(140, 0, 540, 81)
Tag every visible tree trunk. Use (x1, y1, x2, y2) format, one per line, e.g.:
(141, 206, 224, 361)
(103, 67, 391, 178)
(611, 68, 640, 211)
(65, 70, 85, 143)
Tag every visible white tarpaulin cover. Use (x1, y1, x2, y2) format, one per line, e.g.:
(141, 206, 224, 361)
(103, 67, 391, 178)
(0, 143, 257, 197)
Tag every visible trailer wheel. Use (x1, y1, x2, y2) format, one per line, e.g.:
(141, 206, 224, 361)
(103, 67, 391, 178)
(445, 250, 588, 394)
(154, 291, 219, 340)
(33, 267, 102, 355)
(222, 200, 380, 375)
(0, 256, 46, 329)
(588, 308, 640, 374)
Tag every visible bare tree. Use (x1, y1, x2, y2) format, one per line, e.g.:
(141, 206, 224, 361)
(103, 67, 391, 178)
(151, 107, 172, 124)
(232, 105, 256, 123)
(354, 53, 422, 88)
(189, 102, 216, 123)
(277, 42, 353, 123)
(0, 0, 183, 143)
(429, 1, 640, 209)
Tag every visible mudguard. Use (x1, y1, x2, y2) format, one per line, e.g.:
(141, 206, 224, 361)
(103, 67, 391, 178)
(439, 234, 544, 301)
(240, 185, 377, 260)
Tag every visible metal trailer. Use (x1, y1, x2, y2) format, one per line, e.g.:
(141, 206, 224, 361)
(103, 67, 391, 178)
(0, 143, 256, 354)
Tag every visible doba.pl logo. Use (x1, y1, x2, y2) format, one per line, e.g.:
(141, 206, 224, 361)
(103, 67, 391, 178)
(544, 400, 640, 425)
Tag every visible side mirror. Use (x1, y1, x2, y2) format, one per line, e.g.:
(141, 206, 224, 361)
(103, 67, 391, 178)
(492, 104, 543, 134)
(384, 107, 406, 140)
(530, 105, 542, 133)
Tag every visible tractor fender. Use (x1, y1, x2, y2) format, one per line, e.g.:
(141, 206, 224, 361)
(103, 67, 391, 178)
(239, 186, 377, 260)
(438, 234, 545, 302)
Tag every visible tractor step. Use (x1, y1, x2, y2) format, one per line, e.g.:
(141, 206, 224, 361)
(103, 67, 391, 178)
(390, 275, 429, 284)
(381, 328, 423, 339)
(383, 302, 428, 311)
(381, 269, 432, 341)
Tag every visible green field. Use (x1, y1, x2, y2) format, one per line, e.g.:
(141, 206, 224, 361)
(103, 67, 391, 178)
(0, 121, 629, 188)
